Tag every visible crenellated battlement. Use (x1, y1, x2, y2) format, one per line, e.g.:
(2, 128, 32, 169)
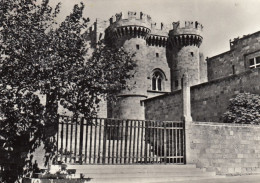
(105, 12, 154, 43)
(108, 11, 152, 26)
(104, 12, 204, 48)
(170, 21, 203, 35)
(172, 21, 203, 30)
(168, 21, 203, 47)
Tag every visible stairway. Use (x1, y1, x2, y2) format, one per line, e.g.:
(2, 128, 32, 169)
(66, 164, 224, 183)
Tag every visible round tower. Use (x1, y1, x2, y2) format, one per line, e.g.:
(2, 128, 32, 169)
(167, 21, 203, 90)
(105, 12, 152, 120)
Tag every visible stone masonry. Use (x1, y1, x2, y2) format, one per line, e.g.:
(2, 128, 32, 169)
(188, 122, 260, 175)
(85, 12, 206, 120)
(145, 67, 260, 122)
(207, 31, 260, 81)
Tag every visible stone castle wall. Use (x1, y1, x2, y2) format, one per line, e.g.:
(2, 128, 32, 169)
(146, 45, 171, 94)
(169, 46, 201, 90)
(188, 122, 260, 175)
(207, 31, 260, 81)
(85, 12, 206, 120)
(144, 67, 260, 122)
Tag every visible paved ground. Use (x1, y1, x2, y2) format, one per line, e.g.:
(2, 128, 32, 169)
(160, 175, 260, 183)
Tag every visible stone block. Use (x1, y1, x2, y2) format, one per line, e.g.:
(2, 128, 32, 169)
(237, 154, 243, 158)
(228, 168, 235, 174)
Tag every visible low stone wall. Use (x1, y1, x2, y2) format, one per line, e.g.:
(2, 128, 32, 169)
(144, 67, 260, 122)
(188, 122, 260, 175)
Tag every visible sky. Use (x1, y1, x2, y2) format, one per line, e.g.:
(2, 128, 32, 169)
(49, 0, 260, 58)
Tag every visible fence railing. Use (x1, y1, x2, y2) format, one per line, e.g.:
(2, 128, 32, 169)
(57, 116, 185, 164)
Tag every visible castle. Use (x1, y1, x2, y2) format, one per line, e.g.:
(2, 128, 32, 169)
(86, 11, 207, 120)
(50, 12, 260, 176)
(85, 11, 260, 122)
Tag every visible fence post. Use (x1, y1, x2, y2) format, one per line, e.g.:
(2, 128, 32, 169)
(79, 117, 84, 164)
(181, 72, 192, 164)
(102, 119, 107, 164)
(163, 122, 167, 164)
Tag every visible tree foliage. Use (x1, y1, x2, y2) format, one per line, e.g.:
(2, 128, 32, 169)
(60, 43, 136, 117)
(223, 92, 260, 124)
(0, 0, 135, 182)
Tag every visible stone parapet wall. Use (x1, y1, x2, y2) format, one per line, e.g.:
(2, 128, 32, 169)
(144, 90, 182, 121)
(144, 67, 260, 122)
(188, 122, 260, 175)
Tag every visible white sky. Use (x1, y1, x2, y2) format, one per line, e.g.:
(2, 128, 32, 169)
(50, 0, 260, 58)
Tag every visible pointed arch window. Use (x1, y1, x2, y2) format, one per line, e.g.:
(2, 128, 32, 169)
(152, 70, 164, 91)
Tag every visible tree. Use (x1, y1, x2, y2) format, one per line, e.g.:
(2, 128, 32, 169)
(59, 43, 136, 118)
(0, 0, 60, 182)
(0, 0, 135, 182)
(0, 90, 45, 182)
(223, 92, 260, 124)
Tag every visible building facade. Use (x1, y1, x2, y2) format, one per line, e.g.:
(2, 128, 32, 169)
(207, 31, 260, 81)
(86, 12, 207, 120)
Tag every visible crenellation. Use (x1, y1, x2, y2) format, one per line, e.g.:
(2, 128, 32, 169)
(184, 21, 203, 30)
(115, 12, 123, 21)
(109, 15, 115, 25)
(150, 22, 157, 29)
(171, 20, 203, 30)
(128, 11, 137, 19)
(140, 12, 151, 22)
(91, 11, 205, 120)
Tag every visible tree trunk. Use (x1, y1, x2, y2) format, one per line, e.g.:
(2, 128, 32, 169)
(45, 92, 59, 136)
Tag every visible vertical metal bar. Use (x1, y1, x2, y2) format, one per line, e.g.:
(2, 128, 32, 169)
(128, 120, 132, 164)
(124, 120, 129, 164)
(69, 118, 73, 163)
(55, 115, 62, 162)
(56, 116, 59, 162)
(177, 123, 179, 164)
(65, 117, 69, 163)
(173, 122, 175, 164)
(155, 121, 159, 163)
(144, 121, 148, 164)
(102, 119, 107, 164)
(74, 117, 78, 163)
(152, 121, 155, 163)
(175, 122, 178, 164)
(178, 123, 181, 163)
(120, 120, 124, 164)
(170, 122, 173, 164)
(108, 119, 111, 164)
(183, 121, 186, 164)
(116, 120, 120, 164)
(148, 121, 152, 163)
(84, 119, 89, 164)
(164, 122, 167, 164)
(140, 120, 144, 163)
(112, 119, 115, 164)
(160, 122, 163, 164)
(60, 117, 64, 162)
(79, 117, 84, 164)
(98, 119, 102, 164)
(93, 118, 97, 164)
(136, 120, 140, 163)
(132, 120, 136, 163)
(89, 119, 93, 164)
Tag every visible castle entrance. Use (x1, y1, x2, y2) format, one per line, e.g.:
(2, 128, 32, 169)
(56, 116, 185, 165)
